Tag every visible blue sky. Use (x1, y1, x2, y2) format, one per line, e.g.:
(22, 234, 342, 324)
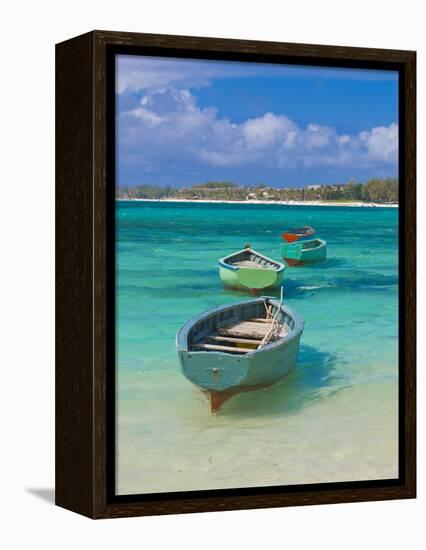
(116, 55, 398, 188)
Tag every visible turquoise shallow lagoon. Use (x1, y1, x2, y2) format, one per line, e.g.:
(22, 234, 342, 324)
(116, 201, 399, 495)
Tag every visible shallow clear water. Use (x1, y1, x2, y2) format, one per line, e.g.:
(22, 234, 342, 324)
(116, 201, 399, 495)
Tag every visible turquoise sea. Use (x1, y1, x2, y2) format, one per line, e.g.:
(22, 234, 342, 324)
(116, 201, 399, 495)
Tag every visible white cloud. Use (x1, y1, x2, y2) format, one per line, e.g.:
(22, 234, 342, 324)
(304, 124, 336, 149)
(359, 123, 398, 162)
(118, 88, 398, 173)
(242, 113, 297, 150)
(130, 108, 165, 127)
(116, 57, 254, 94)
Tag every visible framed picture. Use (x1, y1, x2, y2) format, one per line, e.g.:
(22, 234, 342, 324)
(56, 30, 416, 519)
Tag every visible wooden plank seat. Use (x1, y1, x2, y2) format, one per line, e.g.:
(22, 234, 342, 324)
(206, 335, 262, 345)
(193, 343, 250, 354)
(191, 318, 288, 354)
(247, 317, 273, 323)
(219, 320, 288, 340)
(218, 321, 272, 339)
(233, 260, 269, 268)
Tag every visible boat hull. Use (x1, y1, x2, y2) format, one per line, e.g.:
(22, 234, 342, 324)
(219, 264, 284, 291)
(178, 331, 301, 392)
(281, 238, 327, 265)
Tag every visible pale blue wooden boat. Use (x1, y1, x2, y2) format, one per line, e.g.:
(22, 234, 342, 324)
(176, 297, 304, 413)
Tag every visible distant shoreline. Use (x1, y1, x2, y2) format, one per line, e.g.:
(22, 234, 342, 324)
(116, 198, 398, 208)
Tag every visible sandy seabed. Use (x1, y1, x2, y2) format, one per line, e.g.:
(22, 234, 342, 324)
(116, 371, 398, 495)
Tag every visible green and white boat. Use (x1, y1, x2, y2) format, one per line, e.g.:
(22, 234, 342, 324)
(176, 296, 304, 413)
(281, 238, 327, 266)
(219, 247, 285, 292)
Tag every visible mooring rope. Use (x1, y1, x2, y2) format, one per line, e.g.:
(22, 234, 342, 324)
(260, 286, 284, 347)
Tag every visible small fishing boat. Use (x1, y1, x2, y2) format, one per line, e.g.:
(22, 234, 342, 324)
(281, 238, 327, 266)
(176, 294, 304, 413)
(282, 225, 315, 243)
(218, 246, 285, 292)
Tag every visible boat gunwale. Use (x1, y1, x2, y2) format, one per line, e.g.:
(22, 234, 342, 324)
(283, 225, 315, 238)
(176, 298, 304, 356)
(283, 237, 327, 251)
(218, 248, 285, 273)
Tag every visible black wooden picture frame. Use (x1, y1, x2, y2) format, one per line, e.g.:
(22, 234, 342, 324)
(56, 30, 416, 519)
